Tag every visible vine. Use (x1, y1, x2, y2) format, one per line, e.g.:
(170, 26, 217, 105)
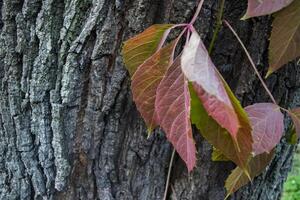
(121, 0, 300, 197)
(208, 0, 225, 54)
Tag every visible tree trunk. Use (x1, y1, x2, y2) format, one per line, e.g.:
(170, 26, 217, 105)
(0, 0, 299, 199)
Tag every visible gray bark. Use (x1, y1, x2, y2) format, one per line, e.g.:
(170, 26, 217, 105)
(0, 0, 299, 200)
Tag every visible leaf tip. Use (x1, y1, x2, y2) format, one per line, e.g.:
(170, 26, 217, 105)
(187, 166, 193, 173)
(265, 69, 274, 78)
(244, 169, 252, 182)
(147, 127, 154, 138)
(240, 14, 249, 20)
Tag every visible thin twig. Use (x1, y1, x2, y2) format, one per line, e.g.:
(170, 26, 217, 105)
(223, 20, 278, 105)
(190, 0, 205, 25)
(208, 0, 226, 54)
(163, 148, 176, 200)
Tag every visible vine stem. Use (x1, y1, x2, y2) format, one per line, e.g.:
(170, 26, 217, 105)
(157, 24, 188, 50)
(163, 148, 176, 200)
(223, 20, 278, 106)
(190, 0, 205, 25)
(208, 0, 225, 54)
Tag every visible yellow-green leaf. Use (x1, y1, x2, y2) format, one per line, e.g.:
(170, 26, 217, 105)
(268, 0, 300, 76)
(212, 147, 229, 162)
(122, 24, 173, 76)
(225, 150, 274, 198)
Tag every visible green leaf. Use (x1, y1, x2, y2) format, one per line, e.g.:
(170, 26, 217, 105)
(190, 83, 252, 174)
(122, 24, 173, 76)
(225, 150, 275, 198)
(268, 0, 300, 76)
(212, 147, 229, 162)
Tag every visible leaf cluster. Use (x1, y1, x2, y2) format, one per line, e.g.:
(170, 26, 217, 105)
(121, 0, 300, 197)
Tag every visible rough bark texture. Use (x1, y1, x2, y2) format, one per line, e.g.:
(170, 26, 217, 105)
(0, 0, 299, 200)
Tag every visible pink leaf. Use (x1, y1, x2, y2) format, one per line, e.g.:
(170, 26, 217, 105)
(181, 30, 239, 139)
(289, 108, 300, 137)
(245, 103, 284, 155)
(242, 0, 294, 19)
(156, 56, 196, 172)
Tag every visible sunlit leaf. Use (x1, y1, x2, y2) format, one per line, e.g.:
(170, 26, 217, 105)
(289, 108, 300, 137)
(122, 24, 174, 76)
(156, 57, 196, 172)
(190, 84, 252, 173)
(131, 41, 177, 131)
(182, 31, 240, 139)
(242, 0, 294, 19)
(245, 103, 284, 155)
(225, 150, 275, 198)
(268, 0, 300, 76)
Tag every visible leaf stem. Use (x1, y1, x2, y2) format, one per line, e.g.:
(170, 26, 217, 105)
(190, 0, 205, 25)
(163, 148, 176, 200)
(208, 0, 225, 54)
(223, 20, 277, 105)
(158, 24, 188, 50)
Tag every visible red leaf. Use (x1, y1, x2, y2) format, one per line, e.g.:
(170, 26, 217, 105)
(181, 30, 239, 139)
(289, 108, 300, 137)
(242, 0, 294, 19)
(245, 103, 284, 155)
(131, 41, 177, 131)
(156, 57, 196, 172)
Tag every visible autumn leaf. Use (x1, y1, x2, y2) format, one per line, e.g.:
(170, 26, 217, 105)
(221, 77, 253, 156)
(131, 41, 177, 131)
(182, 30, 240, 139)
(225, 150, 275, 198)
(212, 147, 229, 162)
(155, 57, 196, 172)
(245, 103, 284, 155)
(122, 24, 174, 76)
(268, 0, 300, 76)
(289, 108, 300, 137)
(190, 84, 252, 173)
(242, 0, 294, 19)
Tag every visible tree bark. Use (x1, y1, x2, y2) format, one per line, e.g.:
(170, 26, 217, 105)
(0, 0, 299, 199)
